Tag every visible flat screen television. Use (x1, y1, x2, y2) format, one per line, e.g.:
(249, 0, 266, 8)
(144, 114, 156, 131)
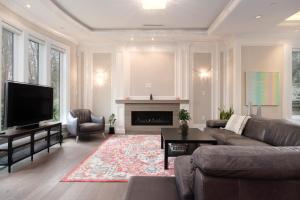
(4, 81, 53, 128)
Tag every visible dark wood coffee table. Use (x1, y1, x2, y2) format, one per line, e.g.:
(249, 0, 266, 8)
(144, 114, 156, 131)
(161, 128, 217, 169)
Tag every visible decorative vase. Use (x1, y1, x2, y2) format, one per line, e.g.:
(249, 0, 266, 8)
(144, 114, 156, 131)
(109, 127, 115, 134)
(180, 120, 189, 136)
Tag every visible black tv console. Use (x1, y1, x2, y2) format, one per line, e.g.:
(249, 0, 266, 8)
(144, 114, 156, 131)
(0, 122, 62, 172)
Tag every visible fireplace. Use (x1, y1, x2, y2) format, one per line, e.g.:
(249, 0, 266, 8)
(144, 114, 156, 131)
(131, 111, 173, 126)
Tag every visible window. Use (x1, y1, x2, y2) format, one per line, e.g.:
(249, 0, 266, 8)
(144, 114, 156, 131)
(1, 29, 14, 81)
(50, 48, 62, 120)
(1, 29, 14, 129)
(292, 49, 300, 116)
(28, 40, 39, 84)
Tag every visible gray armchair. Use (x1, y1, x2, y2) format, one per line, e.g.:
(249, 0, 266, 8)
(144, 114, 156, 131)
(66, 109, 105, 142)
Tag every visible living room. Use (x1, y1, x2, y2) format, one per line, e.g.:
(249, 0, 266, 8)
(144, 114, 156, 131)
(0, 0, 300, 200)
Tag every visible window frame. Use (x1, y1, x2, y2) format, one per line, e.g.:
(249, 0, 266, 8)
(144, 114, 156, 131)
(2, 22, 21, 82)
(27, 39, 41, 84)
(292, 48, 300, 119)
(50, 47, 63, 121)
(0, 20, 70, 126)
(1, 28, 14, 81)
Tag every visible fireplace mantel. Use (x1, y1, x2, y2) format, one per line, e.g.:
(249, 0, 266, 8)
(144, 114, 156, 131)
(115, 99, 189, 104)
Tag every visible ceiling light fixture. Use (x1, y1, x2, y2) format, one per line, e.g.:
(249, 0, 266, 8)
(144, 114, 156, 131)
(255, 15, 262, 19)
(130, 37, 134, 41)
(26, 4, 31, 8)
(151, 37, 155, 41)
(142, 0, 167, 10)
(286, 11, 300, 21)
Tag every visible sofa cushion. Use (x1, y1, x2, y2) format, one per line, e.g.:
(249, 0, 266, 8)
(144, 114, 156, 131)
(205, 128, 245, 145)
(242, 118, 269, 141)
(264, 120, 300, 146)
(192, 146, 300, 179)
(125, 176, 180, 200)
(206, 120, 227, 128)
(79, 122, 104, 132)
(175, 156, 194, 200)
(225, 137, 271, 146)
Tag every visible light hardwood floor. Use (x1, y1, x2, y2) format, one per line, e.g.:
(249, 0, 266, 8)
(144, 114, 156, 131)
(0, 134, 128, 200)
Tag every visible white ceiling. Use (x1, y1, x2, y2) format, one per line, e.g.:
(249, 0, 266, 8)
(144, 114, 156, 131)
(1, 0, 300, 43)
(211, 0, 300, 36)
(51, 0, 230, 30)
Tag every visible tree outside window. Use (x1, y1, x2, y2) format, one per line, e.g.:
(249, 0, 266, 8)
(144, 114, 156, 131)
(28, 40, 39, 84)
(50, 48, 61, 121)
(292, 50, 300, 116)
(1, 29, 14, 129)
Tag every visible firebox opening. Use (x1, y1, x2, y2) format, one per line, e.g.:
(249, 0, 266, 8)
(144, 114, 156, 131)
(131, 111, 173, 126)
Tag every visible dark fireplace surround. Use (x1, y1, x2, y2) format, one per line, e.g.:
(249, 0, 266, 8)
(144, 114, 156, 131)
(131, 111, 173, 126)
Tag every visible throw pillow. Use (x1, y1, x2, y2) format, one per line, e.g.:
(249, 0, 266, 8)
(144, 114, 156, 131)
(225, 114, 251, 135)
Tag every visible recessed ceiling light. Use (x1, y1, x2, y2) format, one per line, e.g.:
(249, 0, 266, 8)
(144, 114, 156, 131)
(142, 0, 167, 10)
(151, 37, 155, 41)
(130, 37, 134, 41)
(255, 15, 262, 19)
(26, 4, 31, 8)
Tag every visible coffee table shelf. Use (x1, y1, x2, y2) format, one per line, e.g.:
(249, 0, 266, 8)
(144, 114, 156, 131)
(161, 128, 217, 169)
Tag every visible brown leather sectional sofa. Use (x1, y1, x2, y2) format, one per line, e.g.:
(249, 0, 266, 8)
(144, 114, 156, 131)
(125, 118, 300, 200)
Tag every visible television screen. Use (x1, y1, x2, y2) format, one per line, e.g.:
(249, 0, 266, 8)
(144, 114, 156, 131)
(4, 81, 53, 128)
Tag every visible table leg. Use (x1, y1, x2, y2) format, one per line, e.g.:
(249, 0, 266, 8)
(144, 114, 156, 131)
(164, 140, 168, 170)
(47, 129, 50, 153)
(59, 124, 63, 146)
(161, 133, 163, 149)
(7, 138, 12, 173)
(30, 133, 34, 161)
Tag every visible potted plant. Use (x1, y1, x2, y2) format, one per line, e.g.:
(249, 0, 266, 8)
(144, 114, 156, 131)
(108, 114, 116, 134)
(218, 106, 234, 120)
(178, 109, 191, 136)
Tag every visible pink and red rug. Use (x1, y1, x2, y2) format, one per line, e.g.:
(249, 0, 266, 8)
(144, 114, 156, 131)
(62, 135, 174, 182)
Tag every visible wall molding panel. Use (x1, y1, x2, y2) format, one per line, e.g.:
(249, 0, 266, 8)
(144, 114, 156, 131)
(79, 42, 224, 133)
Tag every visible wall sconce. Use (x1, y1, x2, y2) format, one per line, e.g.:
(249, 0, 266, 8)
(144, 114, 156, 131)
(95, 69, 108, 86)
(198, 69, 211, 79)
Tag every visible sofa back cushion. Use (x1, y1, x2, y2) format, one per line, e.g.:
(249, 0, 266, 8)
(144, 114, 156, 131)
(264, 120, 300, 146)
(242, 118, 269, 141)
(192, 146, 300, 179)
(71, 109, 92, 124)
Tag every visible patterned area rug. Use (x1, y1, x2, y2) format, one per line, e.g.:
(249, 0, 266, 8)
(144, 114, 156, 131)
(62, 135, 174, 182)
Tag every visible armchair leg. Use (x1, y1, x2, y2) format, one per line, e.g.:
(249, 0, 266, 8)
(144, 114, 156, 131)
(76, 136, 79, 143)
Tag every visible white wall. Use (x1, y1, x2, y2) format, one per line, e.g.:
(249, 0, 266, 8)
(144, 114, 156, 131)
(241, 45, 284, 118)
(192, 53, 212, 124)
(92, 53, 112, 120)
(129, 52, 175, 97)
(222, 37, 297, 120)
(79, 42, 221, 133)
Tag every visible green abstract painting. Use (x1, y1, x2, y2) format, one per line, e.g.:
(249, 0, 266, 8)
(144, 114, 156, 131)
(246, 72, 280, 106)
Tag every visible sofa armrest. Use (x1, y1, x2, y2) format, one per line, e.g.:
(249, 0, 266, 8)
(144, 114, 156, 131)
(175, 156, 194, 200)
(206, 120, 227, 128)
(192, 146, 300, 179)
(91, 114, 105, 126)
(66, 113, 78, 136)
